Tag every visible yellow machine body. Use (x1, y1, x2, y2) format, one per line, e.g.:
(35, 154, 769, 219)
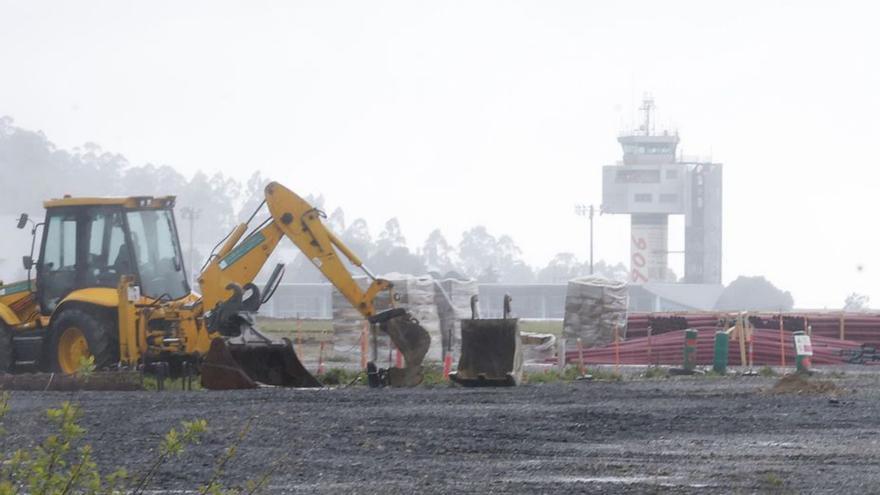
(0, 182, 429, 388)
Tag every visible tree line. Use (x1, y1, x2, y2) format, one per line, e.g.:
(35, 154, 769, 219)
(0, 116, 627, 283)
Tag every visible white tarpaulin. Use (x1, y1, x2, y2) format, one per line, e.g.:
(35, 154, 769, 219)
(562, 276, 628, 348)
(331, 274, 477, 363)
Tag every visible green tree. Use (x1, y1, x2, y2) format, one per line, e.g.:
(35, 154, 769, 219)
(537, 253, 584, 283)
(715, 276, 794, 311)
(370, 218, 425, 276)
(459, 226, 533, 283)
(423, 229, 456, 274)
(376, 218, 406, 253)
(237, 170, 270, 222)
(327, 207, 345, 234)
(844, 293, 870, 311)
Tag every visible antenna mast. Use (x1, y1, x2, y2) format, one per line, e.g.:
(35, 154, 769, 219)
(639, 95, 655, 136)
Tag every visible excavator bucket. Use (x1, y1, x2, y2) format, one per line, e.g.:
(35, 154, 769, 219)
(370, 308, 432, 387)
(450, 318, 522, 386)
(450, 295, 522, 387)
(200, 315, 322, 390)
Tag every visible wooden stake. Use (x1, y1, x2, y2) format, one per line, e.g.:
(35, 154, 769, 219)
(747, 322, 754, 370)
(557, 338, 566, 371)
(779, 313, 786, 367)
(613, 324, 620, 373)
(577, 338, 586, 376)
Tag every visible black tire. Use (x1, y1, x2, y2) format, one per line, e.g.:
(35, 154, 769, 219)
(0, 322, 13, 373)
(50, 308, 118, 373)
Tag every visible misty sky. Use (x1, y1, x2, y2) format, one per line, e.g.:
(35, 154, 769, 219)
(1, 1, 878, 308)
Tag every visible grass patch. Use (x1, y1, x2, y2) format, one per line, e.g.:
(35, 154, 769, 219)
(524, 366, 619, 384)
(589, 367, 623, 381)
(642, 366, 668, 379)
(519, 319, 563, 335)
(319, 368, 364, 386)
(255, 317, 333, 333)
(255, 317, 333, 343)
(525, 369, 565, 384)
(142, 375, 202, 391)
(759, 471, 790, 493)
(420, 366, 451, 387)
(759, 366, 778, 377)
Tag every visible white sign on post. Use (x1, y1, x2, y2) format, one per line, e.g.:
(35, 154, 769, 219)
(794, 334, 813, 356)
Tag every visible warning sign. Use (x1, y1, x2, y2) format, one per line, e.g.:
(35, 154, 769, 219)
(794, 334, 813, 356)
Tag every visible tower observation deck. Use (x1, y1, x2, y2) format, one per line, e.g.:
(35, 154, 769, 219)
(601, 97, 722, 285)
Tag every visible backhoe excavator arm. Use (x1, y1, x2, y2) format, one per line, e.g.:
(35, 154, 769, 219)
(197, 181, 430, 389)
(199, 182, 392, 321)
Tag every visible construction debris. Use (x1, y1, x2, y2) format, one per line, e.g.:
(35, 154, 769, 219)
(769, 374, 842, 395)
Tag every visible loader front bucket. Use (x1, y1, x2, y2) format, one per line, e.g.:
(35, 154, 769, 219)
(370, 308, 432, 387)
(200, 317, 322, 390)
(450, 318, 522, 387)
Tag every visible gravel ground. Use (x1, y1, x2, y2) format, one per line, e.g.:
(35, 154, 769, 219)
(4, 372, 880, 494)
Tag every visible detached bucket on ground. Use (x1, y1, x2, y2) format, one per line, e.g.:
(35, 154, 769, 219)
(450, 295, 523, 387)
(450, 319, 522, 386)
(201, 315, 322, 390)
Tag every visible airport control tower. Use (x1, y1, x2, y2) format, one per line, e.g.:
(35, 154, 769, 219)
(602, 97, 722, 285)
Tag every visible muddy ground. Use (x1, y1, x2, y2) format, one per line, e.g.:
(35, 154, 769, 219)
(4, 372, 880, 493)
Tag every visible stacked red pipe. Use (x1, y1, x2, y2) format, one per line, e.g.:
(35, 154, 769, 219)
(625, 312, 880, 349)
(560, 327, 864, 367)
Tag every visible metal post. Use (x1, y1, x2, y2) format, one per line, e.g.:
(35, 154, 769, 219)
(575, 204, 597, 275)
(181, 207, 201, 287)
(589, 205, 594, 275)
(713, 331, 729, 375)
(683, 329, 698, 372)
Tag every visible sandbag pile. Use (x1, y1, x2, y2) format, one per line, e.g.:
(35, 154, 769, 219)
(562, 277, 628, 348)
(331, 274, 477, 363)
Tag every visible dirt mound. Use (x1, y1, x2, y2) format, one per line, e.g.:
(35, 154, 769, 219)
(769, 374, 841, 395)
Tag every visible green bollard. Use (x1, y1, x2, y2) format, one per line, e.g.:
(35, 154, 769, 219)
(683, 329, 698, 372)
(792, 331, 812, 374)
(713, 331, 729, 375)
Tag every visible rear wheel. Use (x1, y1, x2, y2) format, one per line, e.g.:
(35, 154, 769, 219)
(50, 308, 118, 374)
(0, 322, 12, 373)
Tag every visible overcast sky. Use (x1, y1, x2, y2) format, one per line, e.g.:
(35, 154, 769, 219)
(1, 1, 878, 308)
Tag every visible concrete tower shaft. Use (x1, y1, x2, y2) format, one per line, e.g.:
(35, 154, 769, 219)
(601, 97, 722, 285)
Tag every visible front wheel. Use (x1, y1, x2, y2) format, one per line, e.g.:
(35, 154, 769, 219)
(50, 308, 118, 374)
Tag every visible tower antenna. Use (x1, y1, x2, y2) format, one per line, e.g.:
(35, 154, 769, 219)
(639, 95, 655, 136)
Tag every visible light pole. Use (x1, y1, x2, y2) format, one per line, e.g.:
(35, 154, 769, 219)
(574, 204, 595, 275)
(180, 207, 201, 286)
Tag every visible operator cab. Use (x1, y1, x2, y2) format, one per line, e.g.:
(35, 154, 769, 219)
(35, 196, 189, 314)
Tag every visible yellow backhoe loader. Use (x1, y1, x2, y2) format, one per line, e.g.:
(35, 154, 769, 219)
(0, 182, 429, 389)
